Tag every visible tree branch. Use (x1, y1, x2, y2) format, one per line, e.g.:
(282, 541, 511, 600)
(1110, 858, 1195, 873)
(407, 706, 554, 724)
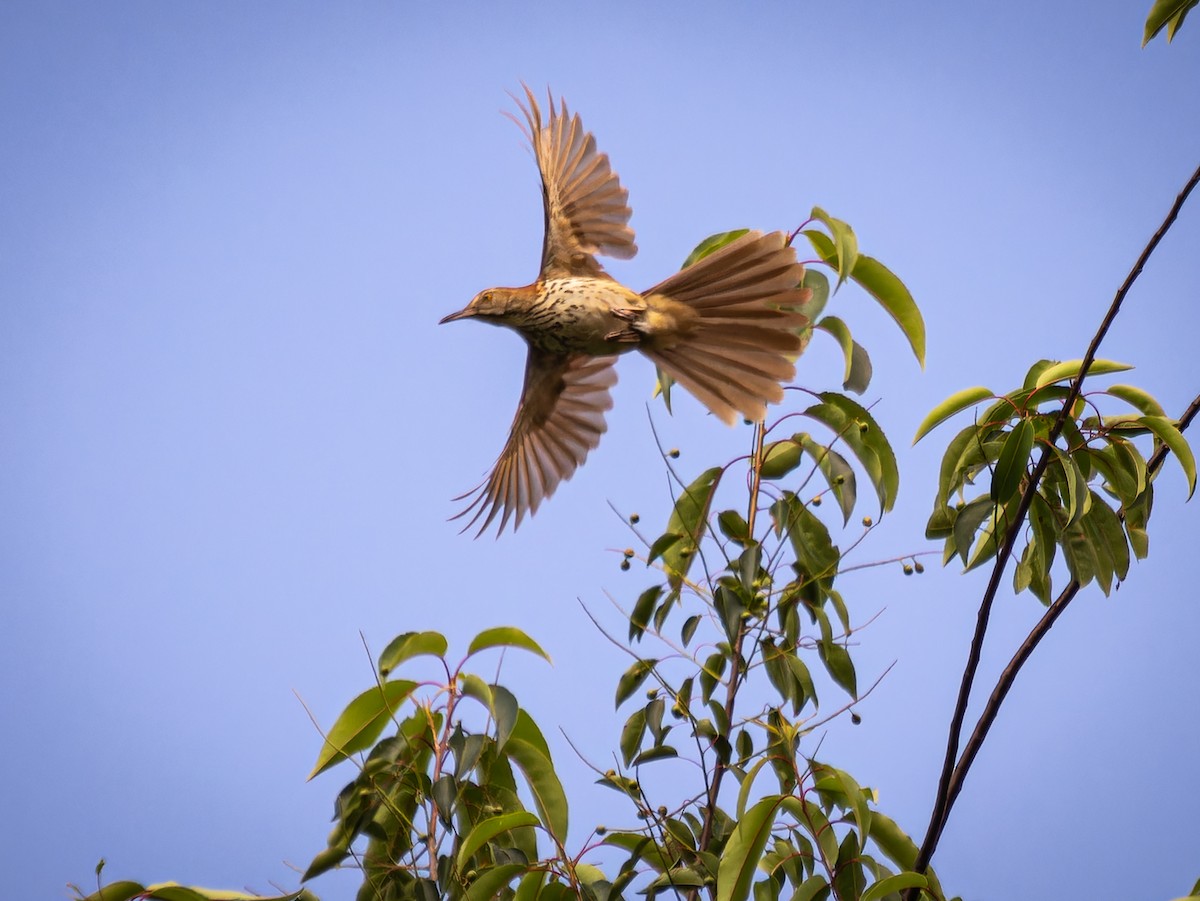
(910, 161, 1200, 887)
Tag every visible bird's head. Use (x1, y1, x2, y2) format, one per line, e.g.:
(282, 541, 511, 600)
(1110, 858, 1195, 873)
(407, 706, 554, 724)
(439, 288, 511, 325)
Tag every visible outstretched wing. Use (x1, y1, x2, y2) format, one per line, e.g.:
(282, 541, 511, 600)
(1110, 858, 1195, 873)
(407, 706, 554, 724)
(513, 86, 637, 280)
(453, 349, 618, 537)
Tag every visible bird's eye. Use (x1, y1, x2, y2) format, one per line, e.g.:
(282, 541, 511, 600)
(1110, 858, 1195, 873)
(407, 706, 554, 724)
(481, 292, 492, 304)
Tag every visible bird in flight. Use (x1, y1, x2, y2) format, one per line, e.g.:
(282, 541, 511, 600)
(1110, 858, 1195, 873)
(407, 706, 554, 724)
(439, 86, 810, 536)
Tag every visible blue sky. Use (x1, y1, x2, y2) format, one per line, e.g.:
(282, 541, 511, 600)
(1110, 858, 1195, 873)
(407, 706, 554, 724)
(2, 3, 1198, 899)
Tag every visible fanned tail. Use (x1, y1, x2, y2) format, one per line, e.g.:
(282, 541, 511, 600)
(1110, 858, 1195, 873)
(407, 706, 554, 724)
(639, 230, 810, 424)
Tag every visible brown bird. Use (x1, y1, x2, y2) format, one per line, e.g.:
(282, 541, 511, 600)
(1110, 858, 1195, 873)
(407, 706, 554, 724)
(439, 87, 810, 536)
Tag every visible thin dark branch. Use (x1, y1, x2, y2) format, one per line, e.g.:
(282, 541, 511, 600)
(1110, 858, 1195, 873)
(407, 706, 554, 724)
(910, 161, 1200, 885)
(942, 390, 1198, 815)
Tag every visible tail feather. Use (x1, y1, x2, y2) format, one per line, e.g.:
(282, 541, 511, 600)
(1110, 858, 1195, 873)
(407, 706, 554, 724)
(639, 230, 809, 424)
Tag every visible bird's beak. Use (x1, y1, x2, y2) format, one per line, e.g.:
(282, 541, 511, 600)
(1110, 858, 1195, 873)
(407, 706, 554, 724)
(439, 307, 474, 324)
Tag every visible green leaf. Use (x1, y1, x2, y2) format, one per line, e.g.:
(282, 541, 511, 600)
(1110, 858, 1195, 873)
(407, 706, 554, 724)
(861, 873, 929, 901)
(816, 316, 872, 394)
(632, 745, 680, 766)
(77, 883, 146, 901)
(806, 207, 859, 288)
(463, 863, 527, 901)
(507, 713, 568, 842)
(791, 875, 830, 901)
(798, 435, 857, 524)
(717, 795, 785, 901)
(847, 253, 925, 367)
(309, 680, 417, 778)
(1034, 358, 1133, 389)
(629, 584, 662, 642)
(773, 494, 840, 581)
(991, 419, 1034, 503)
(661, 467, 723, 587)
(1051, 446, 1090, 528)
(718, 509, 751, 544)
(619, 708, 646, 766)
(468, 627, 552, 663)
(818, 640, 857, 698)
(682, 229, 751, 269)
(377, 631, 447, 676)
(913, 387, 994, 444)
(866, 812, 919, 871)
(800, 267, 831, 321)
(760, 439, 805, 480)
(615, 658, 657, 708)
(1144, 0, 1198, 44)
(1088, 493, 1131, 585)
(1139, 415, 1196, 498)
(803, 393, 899, 513)
(1105, 384, 1166, 417)
(952, 496, 994, 566)
(457, 811, 541, 871)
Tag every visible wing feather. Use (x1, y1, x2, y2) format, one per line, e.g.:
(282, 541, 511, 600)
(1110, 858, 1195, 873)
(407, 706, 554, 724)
(514, 86, 637, 279)
(453, 350, 618, 537)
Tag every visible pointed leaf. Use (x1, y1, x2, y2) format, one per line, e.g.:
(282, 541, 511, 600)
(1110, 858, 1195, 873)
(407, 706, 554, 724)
(760, 439, 805, 480)
(463, 863, 527, 901)
(661, 467, 722, 586)
(1034, 358, 1133, 389)
(803, 393, 898, 512)
(468, 627, 551, 663)
(457, 811, 541, 871)
(807, 207, 859, 288)
(309, 680, 417, 778)
(913, 387, 994, 444)
(615, 659, 657, 708)
(1139, 415, 1196, 498)
(861, 873, 929, 901)
(848, 253, 925, 367)
(683, 229, 750, 269)
(1144, 0, 1198, 44)
(717, 795, 785, 901)
(991, 419, 1034, 503)
(1105, 384, 1166, 417)
(810, 316, 871, 394)
(378, 631, 448, 676)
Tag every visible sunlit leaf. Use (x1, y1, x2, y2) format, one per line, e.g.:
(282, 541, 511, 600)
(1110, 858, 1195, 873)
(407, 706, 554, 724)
(468, 627, 551, 663)
(717, 795, 785, 901)
(861, 873, 929, 901)
(377, 631, 448, 676)
(1105, 384, 1166, 417)
(661, 467, 723, 587)
(991, 419, 1034, 503)
(457, 811, 541, 871)
(505, 736, 568, 843)
(77, 884, 146, 901)
(1139, 415, 1197, 498)
(913, 387, 994, 444)
(682, 229, 751, 269)
(1143, 0, 1198, 44)
(309, 680, 417, 779)
(1033, 358, 1133, 389)
(848, 253, 925, 367)
(798, 435, 857, 524)
(463, 863, 526, 901)
(760, 439, 805, 480)
(807, 207, 859, 288)
(816, 316, 873, 394)
(803, 393, 898, 512)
